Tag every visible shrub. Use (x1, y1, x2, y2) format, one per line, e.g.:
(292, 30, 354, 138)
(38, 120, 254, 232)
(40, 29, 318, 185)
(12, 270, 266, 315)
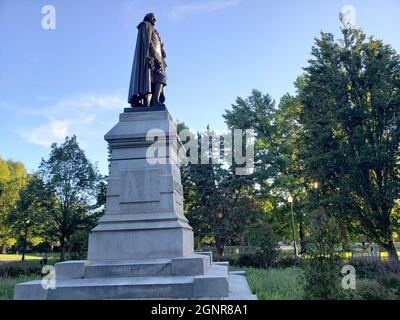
(236, 253, 265, 268)
(347, 258, 380, 278)
(301, 209, 345, 300)
(355, 279, 399, 300)
(379, 273, 400, 295)
(242, 223, 279, 268)
(213, 254, 238, 266)
(235, 252, 301, 269)
(302, 256, 346, 300)
(346, 258, 400, 298)
(65, 230, 89, 260)
(0, 262, 42, 278)
(377, 261, 400, 277)
(274, 256, 301, 269)
(348, 258, 400, 279)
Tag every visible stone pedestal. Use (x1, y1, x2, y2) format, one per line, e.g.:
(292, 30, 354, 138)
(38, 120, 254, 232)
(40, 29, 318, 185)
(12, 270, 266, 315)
(14, 107, 258, 300)
(87, 107, 194, 260)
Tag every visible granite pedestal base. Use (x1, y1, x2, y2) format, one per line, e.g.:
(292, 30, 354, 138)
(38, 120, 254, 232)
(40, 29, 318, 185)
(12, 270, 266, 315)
(14, 253, 236, 299)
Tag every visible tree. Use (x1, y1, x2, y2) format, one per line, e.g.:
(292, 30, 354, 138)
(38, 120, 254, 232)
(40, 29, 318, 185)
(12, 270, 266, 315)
(298, 25, 400, 260)
(7, 175, 54, 260)
(242, 222, 279, 267)
(0, 156, 28, 253)
(223, 90, 308, 249)
(39, 136, 102, 261)
(185, 162, 263, 258)
(179, 124, 263, 258)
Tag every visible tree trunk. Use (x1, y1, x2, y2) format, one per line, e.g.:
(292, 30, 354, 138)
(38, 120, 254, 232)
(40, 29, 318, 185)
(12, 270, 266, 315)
(0, 243, 6, 254)
(339, 222, 350, 251)
(382, 240, 398, 261)
(215, 237, 225, 260)
(60, 237, 66, 261)
(21, 226, 28, 261)
(299, 221, 305, 254)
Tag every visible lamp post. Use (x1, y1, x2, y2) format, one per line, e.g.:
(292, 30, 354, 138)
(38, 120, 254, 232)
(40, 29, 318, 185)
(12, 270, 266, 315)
(288, 195, 298, 257)
(313, 181, 320, 205)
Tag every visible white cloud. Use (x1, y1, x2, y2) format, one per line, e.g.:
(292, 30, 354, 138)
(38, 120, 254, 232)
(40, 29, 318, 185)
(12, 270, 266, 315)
(19, 94, 128, 147)
(52, 94, 126, 111)
(168, 0, 242, 20)
(0, 101, 12, 110)
(20, 119, 73, 147)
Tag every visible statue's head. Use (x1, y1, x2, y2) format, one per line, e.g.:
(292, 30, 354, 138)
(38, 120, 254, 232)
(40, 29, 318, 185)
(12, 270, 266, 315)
(143, 13, 156, 26)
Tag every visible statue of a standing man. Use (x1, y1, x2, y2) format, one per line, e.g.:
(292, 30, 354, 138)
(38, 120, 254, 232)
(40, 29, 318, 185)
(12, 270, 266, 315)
(128, 13, 167, 107)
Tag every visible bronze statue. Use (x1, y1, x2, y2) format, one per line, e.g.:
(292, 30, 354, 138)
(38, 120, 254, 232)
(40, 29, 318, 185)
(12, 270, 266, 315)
(128, 13, 167, 107)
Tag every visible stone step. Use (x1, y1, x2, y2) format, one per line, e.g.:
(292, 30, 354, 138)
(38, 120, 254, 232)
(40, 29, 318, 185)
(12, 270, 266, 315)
(14, 264, 230, 300)
(51, 276, 196, 299)
(15, 276, 193, 300)
(56, 254, 212, 279)
(84, 259, 172, 278)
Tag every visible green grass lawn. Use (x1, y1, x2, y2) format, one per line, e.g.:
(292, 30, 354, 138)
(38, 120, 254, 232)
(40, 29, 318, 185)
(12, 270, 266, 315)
(232, 267, 305, 300)
(0, 254, 42, 261)
(0, 253, 59, 262)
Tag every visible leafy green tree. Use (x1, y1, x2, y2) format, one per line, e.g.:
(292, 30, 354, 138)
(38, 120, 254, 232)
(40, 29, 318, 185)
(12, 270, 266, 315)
(39, 136, 102, 261)
(0, 156, 28, 253)
(179, 124, 263, 258)
(185, 162, 263, 258)
(7, 175, 54, 260)
(298, 26, 400, 260)
(223, 90, 308, 249)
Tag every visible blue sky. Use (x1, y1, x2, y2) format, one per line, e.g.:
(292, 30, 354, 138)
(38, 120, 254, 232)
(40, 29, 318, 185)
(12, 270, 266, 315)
(1, 0, 399, 175)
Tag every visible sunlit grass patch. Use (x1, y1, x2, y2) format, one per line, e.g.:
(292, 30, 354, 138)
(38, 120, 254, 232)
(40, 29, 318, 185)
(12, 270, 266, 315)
(0, 254, 41, 261)
(0, 253, 59, 262)
(233, 267, 304, 300)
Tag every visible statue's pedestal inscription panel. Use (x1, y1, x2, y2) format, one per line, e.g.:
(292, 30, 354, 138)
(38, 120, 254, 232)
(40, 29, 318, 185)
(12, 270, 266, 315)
(119, 169, 160, 203)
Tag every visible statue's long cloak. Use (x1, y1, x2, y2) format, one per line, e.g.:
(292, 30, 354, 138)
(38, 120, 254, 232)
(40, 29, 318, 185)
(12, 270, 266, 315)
(128, 21, 153, 104)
